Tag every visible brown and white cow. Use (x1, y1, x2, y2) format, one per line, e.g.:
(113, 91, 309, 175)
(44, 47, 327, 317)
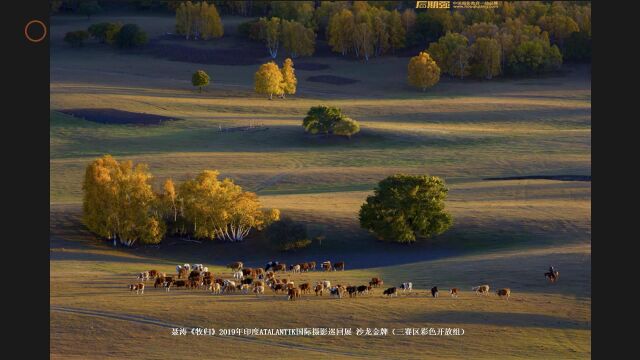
(472, 285, 490, 295)
(129, 283, 145, 295)
(450, 288, 459, 298)
(227, 261, 244, 271)
(497, 288, 511, 300)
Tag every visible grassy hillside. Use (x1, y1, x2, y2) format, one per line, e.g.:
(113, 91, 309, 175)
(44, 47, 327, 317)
(50, 13, 591, 359)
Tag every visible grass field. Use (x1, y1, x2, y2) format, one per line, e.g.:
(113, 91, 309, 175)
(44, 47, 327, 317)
(50, 13, 591, 359)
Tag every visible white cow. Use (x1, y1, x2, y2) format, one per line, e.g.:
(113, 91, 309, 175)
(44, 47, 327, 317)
(292, 265, 301, 273)
(193, 264, 204, 272)
(233, 270, 243, 280)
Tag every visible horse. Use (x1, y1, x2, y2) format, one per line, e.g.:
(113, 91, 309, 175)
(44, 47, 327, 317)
(545, 271, 560, 283)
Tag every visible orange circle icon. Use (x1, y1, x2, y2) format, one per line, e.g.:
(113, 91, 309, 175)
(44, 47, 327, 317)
(25, 20, 47, 43)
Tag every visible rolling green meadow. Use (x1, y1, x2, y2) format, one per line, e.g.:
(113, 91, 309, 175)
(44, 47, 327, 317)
(50, 13, 591, 359)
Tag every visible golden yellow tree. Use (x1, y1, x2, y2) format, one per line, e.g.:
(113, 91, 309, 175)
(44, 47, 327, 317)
(200, 1, 224, 39)
(178, 170, 279, 241)
(408, 51, 440, 91)
(82, 155, 165, 246)
(280, 58, 297, 98)
(255, 61, 284, 100)
(176, 1, 223, 40)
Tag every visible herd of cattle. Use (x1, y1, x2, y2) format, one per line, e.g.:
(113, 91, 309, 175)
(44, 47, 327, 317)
(128, 260, 514, 301)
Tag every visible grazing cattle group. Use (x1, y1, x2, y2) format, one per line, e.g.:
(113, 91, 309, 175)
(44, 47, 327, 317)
(126, 260, 551, 302)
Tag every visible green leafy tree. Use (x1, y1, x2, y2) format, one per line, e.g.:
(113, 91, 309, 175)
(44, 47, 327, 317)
(470, 37, 501, 79)
(359, 174, 453, 243)
(270, 1, 316, 29)
(192, 70, 210, 92)
(428, 32, 471, 79)
(115, 24, 148, 48)
(64, 30, 89, 47)
(302, 106, 360, 138)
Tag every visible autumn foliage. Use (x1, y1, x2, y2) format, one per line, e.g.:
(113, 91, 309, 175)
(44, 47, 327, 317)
(83, 155, 279, 246)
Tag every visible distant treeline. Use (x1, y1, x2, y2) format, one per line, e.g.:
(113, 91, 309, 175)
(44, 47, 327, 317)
(55, 1, 591, 72)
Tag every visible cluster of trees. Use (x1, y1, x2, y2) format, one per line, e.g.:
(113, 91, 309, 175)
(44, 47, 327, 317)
(65, 22, 147, 48)
(426, 19, 561, 79)
(254, 58, 297, 99)
(359, 174, 453, 243)
(56, 1, 590, 68)
(240, 17, 316, 59)
(83, 155, 279, 246)
(232, 1, 589, 73)
(302, 106, 360, 138)
(175, 1, 224, 40)
(327, 3, 406, 61)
